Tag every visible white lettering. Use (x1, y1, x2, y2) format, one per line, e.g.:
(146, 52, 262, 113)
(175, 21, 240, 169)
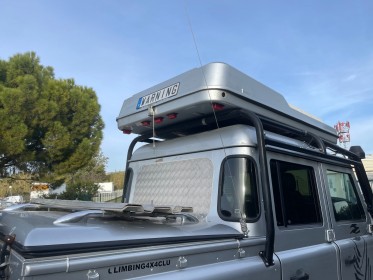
(136, 83, 180, 109)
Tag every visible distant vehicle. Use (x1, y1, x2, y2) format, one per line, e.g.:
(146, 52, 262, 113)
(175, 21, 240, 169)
(3, 195, 23, 204)
(0, 63, 372, 279)
(0, 201, 13, 209)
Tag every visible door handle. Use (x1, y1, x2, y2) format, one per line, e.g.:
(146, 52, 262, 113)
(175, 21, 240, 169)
(290, 270, 309, 280)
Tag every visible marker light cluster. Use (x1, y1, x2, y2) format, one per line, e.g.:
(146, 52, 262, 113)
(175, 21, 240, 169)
(121, 113, 179, 134)
(212, 103, 224, 111)
(122, 103, 224, 135)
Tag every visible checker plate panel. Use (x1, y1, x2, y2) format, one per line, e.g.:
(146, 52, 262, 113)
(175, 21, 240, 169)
(133, 158, 213, 215)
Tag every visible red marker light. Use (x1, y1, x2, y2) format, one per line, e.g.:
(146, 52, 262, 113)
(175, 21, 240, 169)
(154, 117, 164, 124)
(141, 121, 151, 126)
(212, 103, 224, 111)
(167, 113, 178, 119)
(122, 129, 132, 134)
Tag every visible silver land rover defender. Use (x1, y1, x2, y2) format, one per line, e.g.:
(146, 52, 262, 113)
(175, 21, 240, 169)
(1, 62, 372, 280)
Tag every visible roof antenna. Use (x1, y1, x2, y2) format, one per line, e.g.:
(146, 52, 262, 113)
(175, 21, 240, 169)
(184, 0, 204, 70)
(184, 1, 241, 235)
(183, 0, 223, 137)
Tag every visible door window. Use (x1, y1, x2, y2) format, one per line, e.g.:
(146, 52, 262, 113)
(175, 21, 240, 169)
(326, 170, 365, 222)
(270, 160, 322, 227)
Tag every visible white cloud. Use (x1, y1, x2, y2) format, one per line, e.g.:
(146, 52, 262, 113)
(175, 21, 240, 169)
(290, 57, 373, 120)
(344, 74, 357, 82)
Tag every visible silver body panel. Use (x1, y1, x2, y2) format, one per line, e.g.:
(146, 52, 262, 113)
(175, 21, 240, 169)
(7, 238, 280, 280)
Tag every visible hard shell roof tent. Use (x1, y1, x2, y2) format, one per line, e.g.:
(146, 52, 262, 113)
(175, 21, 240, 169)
(117, 62, 337, 145)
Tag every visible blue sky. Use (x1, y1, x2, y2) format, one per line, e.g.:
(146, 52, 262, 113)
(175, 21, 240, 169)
(1, 0, 372, 171)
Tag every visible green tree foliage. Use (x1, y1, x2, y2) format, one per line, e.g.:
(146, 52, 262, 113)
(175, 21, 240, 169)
(107, 171, 125, 190)
(0, 173, 32, 199)
(51, 152, 108, 201)
(0, 52, 104, 182)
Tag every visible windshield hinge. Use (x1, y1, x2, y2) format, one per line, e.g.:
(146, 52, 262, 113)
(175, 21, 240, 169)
(240, 213, 249, 237)
(368, 224, 373, 234)
(326, 229, 335, 242)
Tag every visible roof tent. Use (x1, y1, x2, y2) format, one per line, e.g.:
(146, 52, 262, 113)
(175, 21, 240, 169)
(117, 62, 337, 144)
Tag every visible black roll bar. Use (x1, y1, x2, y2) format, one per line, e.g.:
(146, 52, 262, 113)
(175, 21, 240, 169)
(121, 135, 152, 203)
(121, 108, 372, 268)
(121, 110, 276, 266)
(241, 111, 275, 266)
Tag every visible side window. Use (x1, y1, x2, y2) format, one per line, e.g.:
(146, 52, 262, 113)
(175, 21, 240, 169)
(270, 160, 322, 227)
(327, 170, 365, 222)
(219, 156, 259, 221)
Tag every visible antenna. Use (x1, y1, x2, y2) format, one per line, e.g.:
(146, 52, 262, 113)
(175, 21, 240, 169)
(183, 0, 224, 139)
(183, 1, 248, 235)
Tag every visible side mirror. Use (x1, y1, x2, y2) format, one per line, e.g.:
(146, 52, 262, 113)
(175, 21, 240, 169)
(350, 146, 365, 159)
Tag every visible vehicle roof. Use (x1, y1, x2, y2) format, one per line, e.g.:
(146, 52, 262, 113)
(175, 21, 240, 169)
(130, 124, 317, 161)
